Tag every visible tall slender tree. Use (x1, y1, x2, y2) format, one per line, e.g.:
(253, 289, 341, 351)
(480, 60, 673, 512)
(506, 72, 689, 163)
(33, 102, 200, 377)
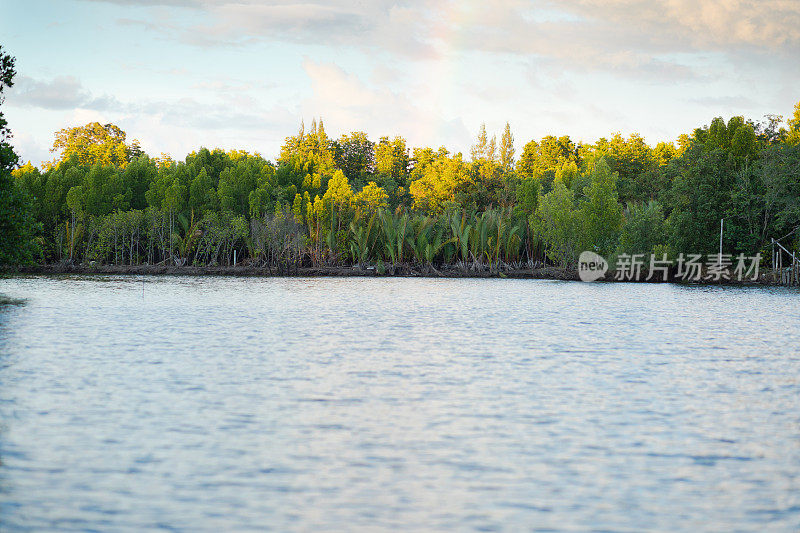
(500, 122, 515, 172)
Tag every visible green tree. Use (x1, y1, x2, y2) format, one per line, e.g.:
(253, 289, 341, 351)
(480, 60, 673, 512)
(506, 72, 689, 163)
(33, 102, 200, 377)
(409, 151, 469, 214)
(374, 135, 409, 202)
(65, 185, 84, 260)
(517, 139, 539, 178)
(517, 135, 578, 193)
(693, 116, 758, 163)
(470, 123, 488, 162)
(218, 156, 266, 217)
(499, 122, 515, 172)
(531, 181, 578, 267)
(188, 167, 219, 216)
(587, 133, 655, 204)
(515, 177, 540, 218)
(323, 169, 353, 211)
(375, 136, 409, 182)
(667, 149, 738, 255)
(577, 158, 623, 256)
(279, 118, 335, 178)
(333, 131, 375, 183)
(727, 143, 800, 254)
(653, 141, 678, 167)
(50, 122, 131, 168)
(466, 124, 507, 209)
(617, 201, 667, 257)
(0, 46, 38, 265)
(121, 155, 157, 210)
(81, 164, 128, 217)
(787, 100, 800, 145)
(248, 163, 279, 218)
(353, 181, 389, 214)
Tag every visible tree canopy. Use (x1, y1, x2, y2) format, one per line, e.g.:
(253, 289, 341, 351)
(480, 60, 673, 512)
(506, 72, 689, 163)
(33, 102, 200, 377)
(50, 122, 133, 169)
(7, 94, 800, 272)
(0, 46, 38, 265)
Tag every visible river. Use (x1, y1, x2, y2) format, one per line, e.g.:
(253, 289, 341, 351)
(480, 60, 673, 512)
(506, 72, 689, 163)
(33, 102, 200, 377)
(0, 276, 798, 531)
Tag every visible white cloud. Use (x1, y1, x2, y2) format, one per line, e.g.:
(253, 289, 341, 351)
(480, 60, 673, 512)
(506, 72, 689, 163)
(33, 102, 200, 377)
(4, 72, 299, 163)
(688, 95, 758, 108)
(7, 130, 50, 168)
(552, 0, 800, 51)
(301, 59, 473, 152)
(97, 0, 800, 79)
(9, 0, 800, 166)
(8, 75, 121, 111)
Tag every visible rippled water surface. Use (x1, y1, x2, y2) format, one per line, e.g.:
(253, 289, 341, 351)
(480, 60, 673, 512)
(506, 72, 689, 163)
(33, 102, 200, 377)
(0, 276, 799, 531)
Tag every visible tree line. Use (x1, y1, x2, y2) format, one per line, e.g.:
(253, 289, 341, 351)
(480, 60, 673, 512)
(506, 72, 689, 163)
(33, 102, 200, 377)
(1, 50, 799, 271)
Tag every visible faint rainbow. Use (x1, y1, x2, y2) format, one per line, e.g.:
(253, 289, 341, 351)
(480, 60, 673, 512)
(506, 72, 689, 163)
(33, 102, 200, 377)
(420, 2, 468, 150)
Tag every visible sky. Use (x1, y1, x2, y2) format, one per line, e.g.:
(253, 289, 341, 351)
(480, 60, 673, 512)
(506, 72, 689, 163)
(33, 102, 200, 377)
(1, 0, 799, 167)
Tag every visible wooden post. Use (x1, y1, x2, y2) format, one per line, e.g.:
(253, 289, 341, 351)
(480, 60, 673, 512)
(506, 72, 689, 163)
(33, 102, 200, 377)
(772, 239, 776, 279)
(795, 255, 798, 286)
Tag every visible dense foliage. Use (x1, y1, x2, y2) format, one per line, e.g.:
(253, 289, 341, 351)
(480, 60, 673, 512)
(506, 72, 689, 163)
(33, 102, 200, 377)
(6, 94, 800, 270)
(0, 46, 38, 265)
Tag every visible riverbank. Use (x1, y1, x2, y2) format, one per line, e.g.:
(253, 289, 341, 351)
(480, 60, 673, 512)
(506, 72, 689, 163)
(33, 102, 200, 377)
(7, 262, 580, 281)
(2, 262, 785, 285)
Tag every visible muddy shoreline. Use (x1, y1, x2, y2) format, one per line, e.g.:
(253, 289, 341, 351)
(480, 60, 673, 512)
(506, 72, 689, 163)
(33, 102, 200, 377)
(1, 263, 782, 286)
(7, 263, 579, 281)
